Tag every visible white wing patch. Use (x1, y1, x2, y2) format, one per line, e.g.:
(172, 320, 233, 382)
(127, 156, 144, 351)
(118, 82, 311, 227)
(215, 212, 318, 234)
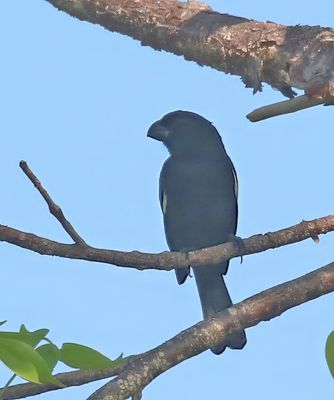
(232, 166, 238, 199)
(162, 191, 168, 214)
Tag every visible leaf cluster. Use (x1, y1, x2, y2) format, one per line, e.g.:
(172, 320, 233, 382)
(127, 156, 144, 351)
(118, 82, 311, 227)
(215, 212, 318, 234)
(0, 321, 122, 398)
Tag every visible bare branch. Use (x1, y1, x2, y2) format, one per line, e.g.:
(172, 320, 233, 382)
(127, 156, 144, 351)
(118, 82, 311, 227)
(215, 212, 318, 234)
(45, 0, 334, 104)
(1, 214, 334, 270)
(4, 261, 334, 400)
(0, 361, 128, 400)
(246, 94, 324, 122)
(19, 160, 87, 245)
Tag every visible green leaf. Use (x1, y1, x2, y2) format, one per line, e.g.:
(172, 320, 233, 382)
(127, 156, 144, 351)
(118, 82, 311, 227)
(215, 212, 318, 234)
(0, 332, 21, 341)
(326, 331, 334, 378)
(60, 343, 119, 370)
(36, 343, 60, 372)
(0, 327, 49, 349)
(0, 338, 63, 386)
(19, 325, 49, 348)
(0, 338, 45, 383)
(0, 321, 7, 326)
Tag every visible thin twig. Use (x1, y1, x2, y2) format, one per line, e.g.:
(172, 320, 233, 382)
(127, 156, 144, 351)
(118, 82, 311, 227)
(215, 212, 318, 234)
(19, 160, 87, 245)
(246, 95, 324, 122)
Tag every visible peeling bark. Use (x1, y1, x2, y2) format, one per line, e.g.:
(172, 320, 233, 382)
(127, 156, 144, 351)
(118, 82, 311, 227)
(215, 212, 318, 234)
(46, 0, 334, 100)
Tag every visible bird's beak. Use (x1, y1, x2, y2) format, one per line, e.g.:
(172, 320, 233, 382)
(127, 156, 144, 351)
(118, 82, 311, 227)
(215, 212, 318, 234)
(147, 121, 169, 142)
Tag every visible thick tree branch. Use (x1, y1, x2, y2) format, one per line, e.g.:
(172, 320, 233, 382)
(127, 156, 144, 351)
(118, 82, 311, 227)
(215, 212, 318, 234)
(46, 0, 334, 107)
(0, 214, 333, 270)
(88, 261, 334, 400)
(4, 261, 334, 399)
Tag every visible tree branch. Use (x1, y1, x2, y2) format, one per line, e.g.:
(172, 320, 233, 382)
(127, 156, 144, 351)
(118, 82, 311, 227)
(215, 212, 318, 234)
(246, 94, 325, 122)
(0, 213, 333, 270)
(46, 0, 334, 105)
(0, 162, 332, 269)
(4, 261, 334, 399)
(0, 362, 128, 400)
(19, 160, 87, 245)
(87, 261, 334, 400)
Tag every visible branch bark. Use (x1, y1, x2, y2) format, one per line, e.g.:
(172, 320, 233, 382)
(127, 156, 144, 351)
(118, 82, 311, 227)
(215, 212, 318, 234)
(0, 215, 333, 271)
(46, 0, 334, 103)
(246, 94, 325, 122)
(3, 261, 334, 399)
(1, 364, 126, 400)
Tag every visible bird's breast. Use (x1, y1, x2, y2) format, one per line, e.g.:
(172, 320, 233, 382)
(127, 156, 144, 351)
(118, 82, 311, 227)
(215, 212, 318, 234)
(161, 158, 237, 251)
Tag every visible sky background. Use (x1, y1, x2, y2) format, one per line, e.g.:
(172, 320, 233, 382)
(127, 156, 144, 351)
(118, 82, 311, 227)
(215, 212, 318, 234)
(1, 1, 334, 398)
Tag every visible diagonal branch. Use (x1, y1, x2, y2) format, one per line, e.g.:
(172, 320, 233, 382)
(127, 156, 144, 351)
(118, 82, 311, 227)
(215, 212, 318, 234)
(87, 261, 334, 400)
(19, 160, 87, 245)
(46, 0, 334, 106)
(0, 363, 128, 400)
(0, 214, 333, 270)
(3, 261, 334, 399)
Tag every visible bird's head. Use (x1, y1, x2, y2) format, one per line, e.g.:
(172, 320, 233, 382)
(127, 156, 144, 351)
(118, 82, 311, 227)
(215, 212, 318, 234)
(147, 110, 223, 158)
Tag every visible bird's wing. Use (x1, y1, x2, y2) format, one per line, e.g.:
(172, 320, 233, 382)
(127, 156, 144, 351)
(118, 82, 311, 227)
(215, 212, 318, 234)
(159, 163, 190, 285)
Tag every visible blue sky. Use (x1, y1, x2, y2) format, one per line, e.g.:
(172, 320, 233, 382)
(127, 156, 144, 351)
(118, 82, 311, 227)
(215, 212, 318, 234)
(1, 1, 334, 398)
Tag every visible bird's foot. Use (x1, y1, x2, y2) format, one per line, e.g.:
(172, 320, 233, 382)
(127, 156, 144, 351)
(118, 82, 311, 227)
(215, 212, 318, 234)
(228, 234, 244, 264)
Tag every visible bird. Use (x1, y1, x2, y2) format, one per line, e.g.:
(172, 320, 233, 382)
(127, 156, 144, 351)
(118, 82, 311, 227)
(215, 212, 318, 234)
(147, 110, 246, 354)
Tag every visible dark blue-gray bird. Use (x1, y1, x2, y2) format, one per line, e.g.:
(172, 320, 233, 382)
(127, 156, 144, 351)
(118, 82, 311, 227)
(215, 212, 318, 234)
(147, 110, 246, 354)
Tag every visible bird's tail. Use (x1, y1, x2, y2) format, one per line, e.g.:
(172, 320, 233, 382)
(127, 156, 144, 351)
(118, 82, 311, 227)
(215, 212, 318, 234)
(193, 262, 246, 355)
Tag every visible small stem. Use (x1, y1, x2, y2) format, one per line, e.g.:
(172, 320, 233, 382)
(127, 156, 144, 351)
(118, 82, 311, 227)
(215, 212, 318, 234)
(19, 161, 87, 245)
(246, 95, 323, 122)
